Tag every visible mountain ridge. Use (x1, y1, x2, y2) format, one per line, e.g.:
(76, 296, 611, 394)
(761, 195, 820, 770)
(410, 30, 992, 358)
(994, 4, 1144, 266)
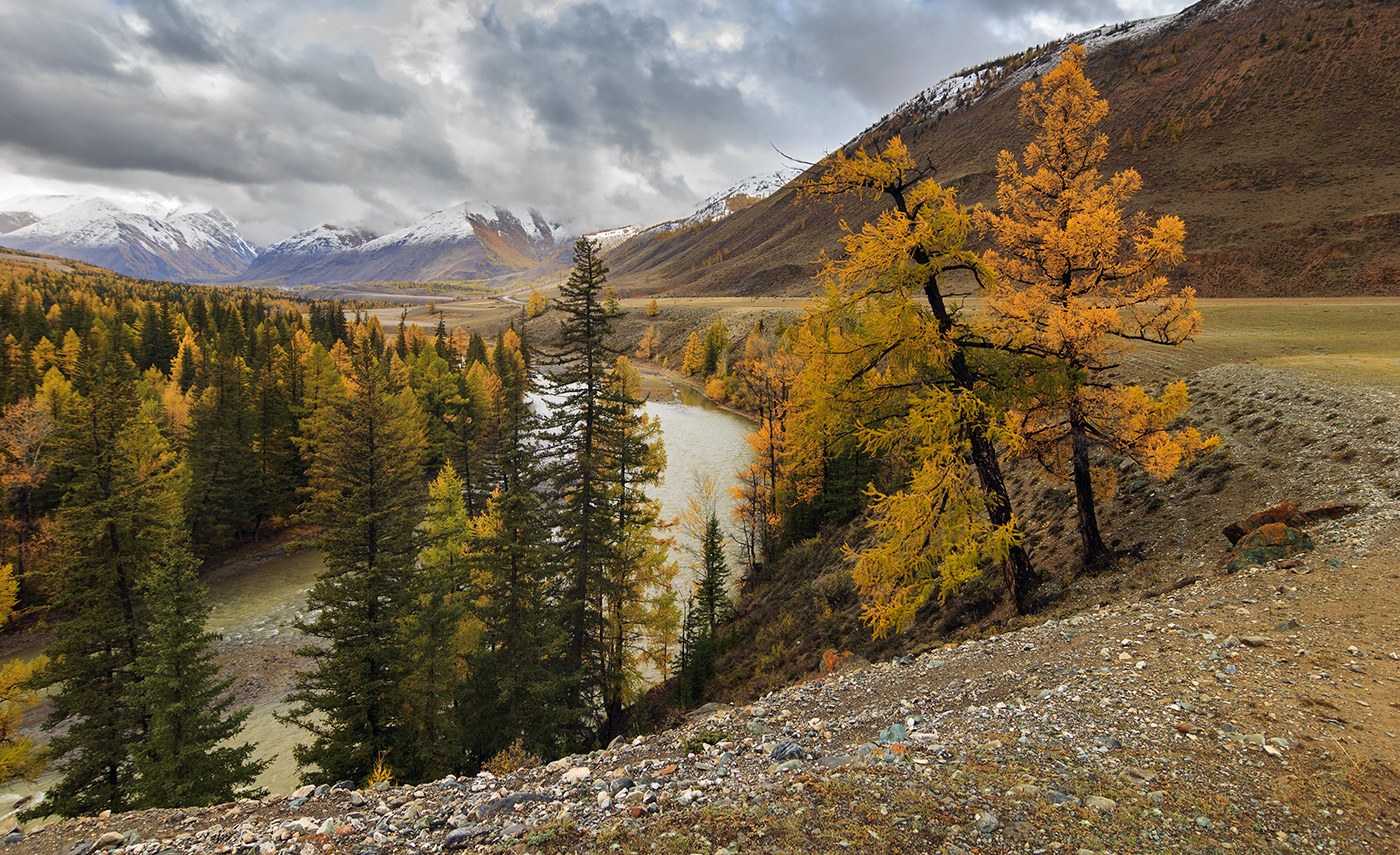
(602, 0, 1400, 299)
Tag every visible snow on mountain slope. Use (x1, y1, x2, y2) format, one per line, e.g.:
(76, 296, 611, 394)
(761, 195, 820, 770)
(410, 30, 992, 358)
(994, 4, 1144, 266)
(259, 224, 377, 258)
(237, 202, 570, 287)
(0, 194, 256, 280)
(681, 168, 801, 228)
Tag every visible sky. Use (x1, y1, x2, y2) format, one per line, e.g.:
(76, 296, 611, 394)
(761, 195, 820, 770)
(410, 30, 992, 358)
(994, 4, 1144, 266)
(0, 0, 1191, 246)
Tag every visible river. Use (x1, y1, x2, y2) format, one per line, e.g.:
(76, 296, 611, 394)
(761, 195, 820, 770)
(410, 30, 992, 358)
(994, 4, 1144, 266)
(3, 377, 754, 805)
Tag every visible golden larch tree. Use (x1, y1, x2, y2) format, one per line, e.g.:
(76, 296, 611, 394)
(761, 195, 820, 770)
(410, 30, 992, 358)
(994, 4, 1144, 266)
(790, 138, 1039, 626)
(978, 44, 1215, 571)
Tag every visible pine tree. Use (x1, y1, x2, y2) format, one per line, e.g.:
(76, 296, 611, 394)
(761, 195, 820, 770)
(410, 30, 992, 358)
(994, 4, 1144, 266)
(545, 238, 673, 743)
(395, 464, 472, 781)
(0, 562, 43, 782)
(794, 134, 1041, 617)
(32, 340, 149, 816)
(130, 550, 266, 807)
(285, 342, 427, 784)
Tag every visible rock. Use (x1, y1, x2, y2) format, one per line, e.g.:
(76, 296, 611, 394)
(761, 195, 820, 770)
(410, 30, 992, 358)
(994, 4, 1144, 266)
(973, 811, 999, 834)
(770, 740, 805, 761)
(876, 723, 909, 744)
(1275, 618, 1302, 631)
(61, 841, 94, 855)
(772, 759, 804, 772)
(560, 766, 592, 784)
(443, 826, 488, 849)
(2, 832, 22, 845)
(597, 792, 613, 810)
(1228, 523, 1314, 571)
(93, 832, 125, 850)
(1048, 792, 1082, 807)
(348, 791, 365, 806)
(291, 784, 316, 800)
(1222, 503, 1311, 545)
(1241, 636, 1270, 648)
(1301, 502, 1361, 522)
(1084, 795, 1117, 811)
(481, 793, 550, 818)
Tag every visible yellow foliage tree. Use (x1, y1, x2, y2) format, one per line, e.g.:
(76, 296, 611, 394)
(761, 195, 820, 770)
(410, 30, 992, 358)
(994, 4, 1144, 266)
(634, 325, 660, 361)
(0, 562, 44, 782)
(526, 289, 548, 319)
(646, 297, 661, 317)
(978, 44, 1216, 570)
(680, 331, 704, 376)
(791, 135, 1041, 620)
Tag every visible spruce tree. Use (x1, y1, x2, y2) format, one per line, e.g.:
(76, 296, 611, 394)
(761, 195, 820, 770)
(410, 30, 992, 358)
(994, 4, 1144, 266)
(285, 341, 426, 784)
(130, 549, 266, 807)
(545, 239, 673, 742)
(33, 339, 149, 816)
(461, 334, 564, 762)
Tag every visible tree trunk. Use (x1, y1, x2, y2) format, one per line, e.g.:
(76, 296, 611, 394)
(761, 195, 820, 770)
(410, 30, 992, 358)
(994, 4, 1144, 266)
(1069, 408, 1112, 572)
(966, 420, 1040, 614)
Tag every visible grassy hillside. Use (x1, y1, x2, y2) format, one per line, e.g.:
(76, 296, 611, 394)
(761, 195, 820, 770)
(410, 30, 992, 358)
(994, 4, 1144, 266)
(604, 0, 1400, 299)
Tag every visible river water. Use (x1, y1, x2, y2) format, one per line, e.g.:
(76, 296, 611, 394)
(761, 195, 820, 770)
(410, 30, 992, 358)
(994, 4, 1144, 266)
(3, 378, 755, 805)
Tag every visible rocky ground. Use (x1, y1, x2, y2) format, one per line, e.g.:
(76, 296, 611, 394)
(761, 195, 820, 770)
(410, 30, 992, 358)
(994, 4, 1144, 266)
(4, 363, 1400, 855)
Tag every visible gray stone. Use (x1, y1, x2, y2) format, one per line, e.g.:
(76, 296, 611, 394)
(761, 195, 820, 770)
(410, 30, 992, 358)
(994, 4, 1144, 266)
(876, 723, 909, 744)
(443, 825, 489, 849)
(1275, 619, 1301, 631)
(1048, 792, 1082, 807)
(1196, 816, 1213, 828)
(608, 777, 635, 795)
(3, 832, 22, 845)
(93, 832, 125, 850)
(1084, 795, 1117, 812)
(1241, 636, 1270, 648)
(481, 793, 550, 819)
(973, 811, 999, 834)
(62, 842, 95, 855)
(772, 759, 804, 773)
(816, 755, 857, 768)
(770, 740, 805, 762)
(349, 791, 365, 806)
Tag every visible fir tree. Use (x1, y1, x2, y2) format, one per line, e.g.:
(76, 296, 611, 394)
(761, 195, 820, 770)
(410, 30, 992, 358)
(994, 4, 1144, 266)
(32, 339, 149, 817)
(130, 550, 267, 807)
(285, 342, 427, 784)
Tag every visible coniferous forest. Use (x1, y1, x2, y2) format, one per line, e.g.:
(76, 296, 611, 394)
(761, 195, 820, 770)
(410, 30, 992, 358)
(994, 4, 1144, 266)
(0, 240, 689, 814)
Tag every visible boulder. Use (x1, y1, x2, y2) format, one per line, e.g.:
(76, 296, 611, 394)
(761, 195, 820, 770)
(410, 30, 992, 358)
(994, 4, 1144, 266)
(1227, 522, 1314, 571)
(1223, 501, 1361, 545)
(1222, 502, 1310, 545)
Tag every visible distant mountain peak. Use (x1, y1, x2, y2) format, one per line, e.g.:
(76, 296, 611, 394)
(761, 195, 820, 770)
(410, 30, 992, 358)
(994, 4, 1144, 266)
(0, 194, 255, 281)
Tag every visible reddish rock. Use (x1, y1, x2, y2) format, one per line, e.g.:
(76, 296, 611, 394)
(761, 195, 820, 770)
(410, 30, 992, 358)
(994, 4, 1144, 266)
(1227, 522, 1315, 570)
(1222, 502, 1310, 545)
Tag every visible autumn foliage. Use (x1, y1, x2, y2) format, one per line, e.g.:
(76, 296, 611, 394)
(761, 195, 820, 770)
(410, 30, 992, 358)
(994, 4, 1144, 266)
(978, 44, 1216, 569)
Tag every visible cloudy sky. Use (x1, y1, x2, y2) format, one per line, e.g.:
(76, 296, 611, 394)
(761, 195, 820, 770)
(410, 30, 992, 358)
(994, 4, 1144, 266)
(0, 0, 1189, 245)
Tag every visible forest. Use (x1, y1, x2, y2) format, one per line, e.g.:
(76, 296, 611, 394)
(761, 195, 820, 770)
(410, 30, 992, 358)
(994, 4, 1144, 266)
(0, 46, 1213, 818)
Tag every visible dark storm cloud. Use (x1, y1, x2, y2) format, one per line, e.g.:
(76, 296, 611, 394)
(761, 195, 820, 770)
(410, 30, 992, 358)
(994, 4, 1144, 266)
(0, 0, 1186, 243)
(127, 0, 225, 64)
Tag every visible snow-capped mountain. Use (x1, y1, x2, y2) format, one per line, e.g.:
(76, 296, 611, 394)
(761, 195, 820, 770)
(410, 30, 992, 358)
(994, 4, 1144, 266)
(238, 224, 377, 283)
(680, 168, 801, 228)
(603, 168, 801, 248)
(0, 195, 255, 281)
(237, 202, 570, 287)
